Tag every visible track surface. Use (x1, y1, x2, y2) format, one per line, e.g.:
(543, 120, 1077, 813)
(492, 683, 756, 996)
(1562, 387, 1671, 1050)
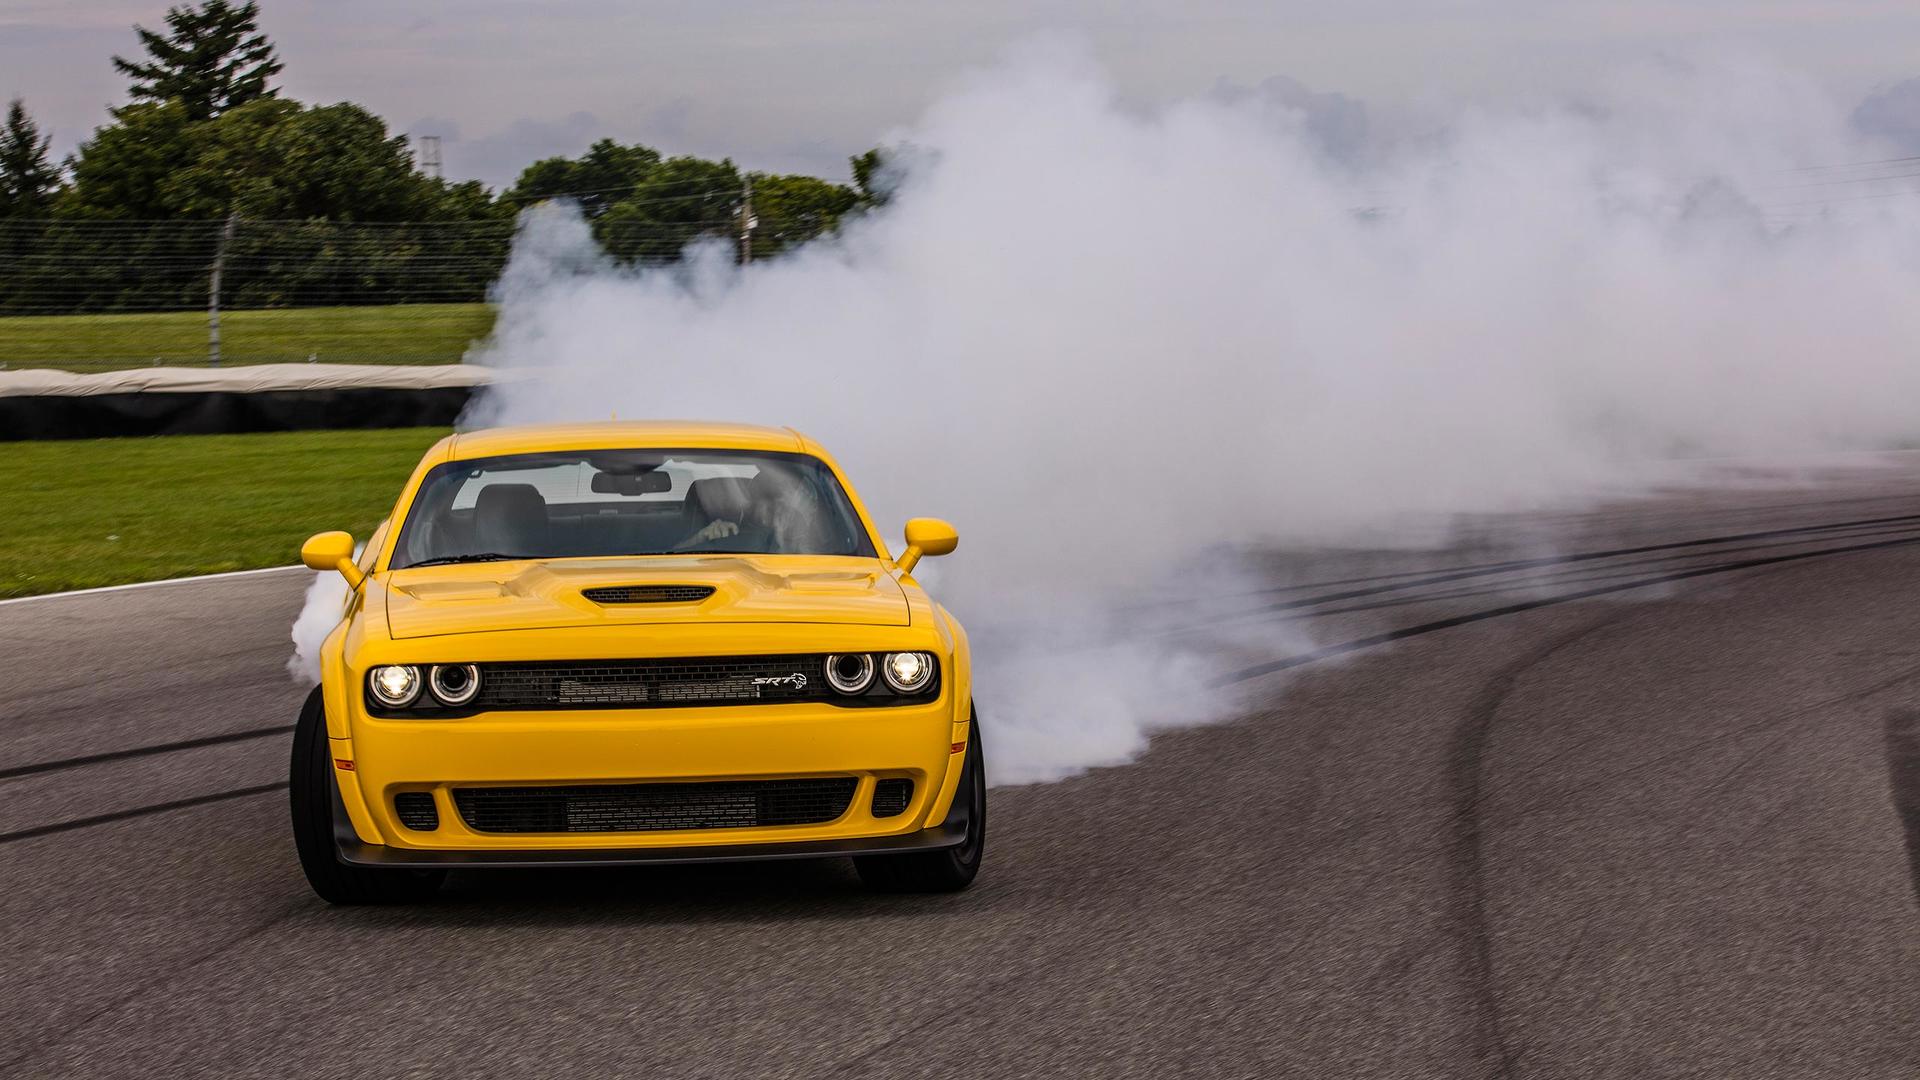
(5, 459, 1920, 1078)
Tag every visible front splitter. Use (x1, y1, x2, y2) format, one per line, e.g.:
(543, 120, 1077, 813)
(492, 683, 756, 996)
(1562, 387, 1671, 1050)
(336, 821, 966, 869)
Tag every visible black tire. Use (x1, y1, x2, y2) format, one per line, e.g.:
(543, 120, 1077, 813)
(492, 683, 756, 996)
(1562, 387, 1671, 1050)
(289, 687, 444, 905)
(855, 710, 986, 893)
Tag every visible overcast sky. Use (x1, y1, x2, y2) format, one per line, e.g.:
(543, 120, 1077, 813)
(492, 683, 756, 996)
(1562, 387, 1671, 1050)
(5, 1, 1920, 188)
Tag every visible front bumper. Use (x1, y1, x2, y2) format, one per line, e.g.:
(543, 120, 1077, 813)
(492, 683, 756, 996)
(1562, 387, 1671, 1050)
(328, 695, 969, 858)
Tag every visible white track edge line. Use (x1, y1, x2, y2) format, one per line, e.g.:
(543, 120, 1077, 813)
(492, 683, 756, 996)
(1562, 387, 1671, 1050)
(0, 564, 306, 607)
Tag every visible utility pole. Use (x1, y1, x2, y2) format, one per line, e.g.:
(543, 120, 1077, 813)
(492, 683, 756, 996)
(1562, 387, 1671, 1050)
(417, 135, 442, 179)
(207, 213, 238, 368)
(738, 175, 757, 265)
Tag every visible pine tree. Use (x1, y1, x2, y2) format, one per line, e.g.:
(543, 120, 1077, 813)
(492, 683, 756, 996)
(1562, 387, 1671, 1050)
(112, 1, 282, 122)
(0, 99, 60, 217)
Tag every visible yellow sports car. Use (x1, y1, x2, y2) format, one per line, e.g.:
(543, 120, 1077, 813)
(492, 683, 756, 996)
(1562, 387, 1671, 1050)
(289, 421, 981, 904)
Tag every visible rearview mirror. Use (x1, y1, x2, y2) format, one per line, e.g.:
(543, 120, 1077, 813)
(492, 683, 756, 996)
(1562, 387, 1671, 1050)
(301, 530, 364, 588)
(591, 470, 672, 495)
(896, 518, 958, 574)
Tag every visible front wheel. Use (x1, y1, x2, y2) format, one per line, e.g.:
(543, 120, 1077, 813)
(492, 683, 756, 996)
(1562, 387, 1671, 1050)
(855, 710, 986, 893)
(289, 687, 444, 905)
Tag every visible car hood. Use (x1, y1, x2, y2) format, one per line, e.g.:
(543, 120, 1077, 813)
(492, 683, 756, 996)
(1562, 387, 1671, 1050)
(382, 555, 907, 640)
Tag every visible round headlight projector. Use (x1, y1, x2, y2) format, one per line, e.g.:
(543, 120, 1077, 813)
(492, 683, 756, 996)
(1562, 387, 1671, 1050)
(824, 653, 876, 694)
(883, 651, 935, 693)
(429, 663, 481, 706)
(369, 664, 421, 707)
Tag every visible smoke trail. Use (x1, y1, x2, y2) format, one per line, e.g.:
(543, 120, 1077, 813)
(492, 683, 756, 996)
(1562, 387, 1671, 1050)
(307, 42, 1920, 783)
(288, 550, 353, 684)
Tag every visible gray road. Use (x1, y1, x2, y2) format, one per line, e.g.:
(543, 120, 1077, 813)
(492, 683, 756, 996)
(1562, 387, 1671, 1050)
(4, 462, 1919, 1078)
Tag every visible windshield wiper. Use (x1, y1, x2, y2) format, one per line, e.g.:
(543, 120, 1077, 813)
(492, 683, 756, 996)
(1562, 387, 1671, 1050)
(403, 553, 536, 568)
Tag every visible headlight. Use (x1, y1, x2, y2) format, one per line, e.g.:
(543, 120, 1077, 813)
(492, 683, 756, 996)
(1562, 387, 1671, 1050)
(368, 665, 421, 707)
(824, 653, 876, 694)
(428, 663, 481, 706)
(882, 651, 934, 693)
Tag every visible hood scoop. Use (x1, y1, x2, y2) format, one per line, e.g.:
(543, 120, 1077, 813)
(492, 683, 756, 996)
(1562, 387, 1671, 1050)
(582, 584, 716, 605)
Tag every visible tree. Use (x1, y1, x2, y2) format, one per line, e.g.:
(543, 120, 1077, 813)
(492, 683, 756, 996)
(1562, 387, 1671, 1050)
(65, 97, 497, 223)
(504, 138, 661, 218)
(850, 148, 891, 206)
(0, 99, 61, 217)
(113, 0, 282, 122)
(747, 173, 860, 256)
(594, 155, 741, 261)
(61, 101, 198, 219)
(431, 178, 509, 223)
(506, 141, 865, 261)
(165, 99, 447, 220)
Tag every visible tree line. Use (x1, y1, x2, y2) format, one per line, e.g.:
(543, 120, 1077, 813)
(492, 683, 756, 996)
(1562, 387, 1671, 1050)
(0, 1, 887, 315)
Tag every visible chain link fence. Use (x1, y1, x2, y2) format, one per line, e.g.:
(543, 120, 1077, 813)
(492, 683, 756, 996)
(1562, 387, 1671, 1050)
(0, 212, 743, 372)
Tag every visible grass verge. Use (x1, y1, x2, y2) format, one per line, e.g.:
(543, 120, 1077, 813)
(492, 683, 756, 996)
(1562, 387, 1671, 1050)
(0, 303, 495, 372)
(0, 428, 449, 598)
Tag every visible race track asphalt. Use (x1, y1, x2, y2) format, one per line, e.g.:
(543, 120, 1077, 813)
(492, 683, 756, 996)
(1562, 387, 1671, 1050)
(3, 457, 1918, 1079)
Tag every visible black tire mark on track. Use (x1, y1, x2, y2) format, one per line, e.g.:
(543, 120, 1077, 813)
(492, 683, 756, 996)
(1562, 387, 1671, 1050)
(0, 781, 287, 845)
(0, 902, 307, 1075)
(1882, 709, 1920, 907)
(1444, 612, 1632, 1077)
(1289, 524, 1920, 621)
(1499, 660, 1920, 828)
(1214, 532, 1920, 686)
(1458, 590, 1920, 1075)
(0, 724, 291, 781)
(1186, 510, 1920, 618)
(1497, 657, 1920, 834)
(0, 640, 300, 715)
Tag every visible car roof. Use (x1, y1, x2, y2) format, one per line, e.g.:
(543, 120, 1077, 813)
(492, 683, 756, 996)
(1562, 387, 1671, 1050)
(447, 421, 809, 461)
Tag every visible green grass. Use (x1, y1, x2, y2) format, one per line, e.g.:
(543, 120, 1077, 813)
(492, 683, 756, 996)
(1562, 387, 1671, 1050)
(0, 303, 496, 372)
(0, 428, 449, 598)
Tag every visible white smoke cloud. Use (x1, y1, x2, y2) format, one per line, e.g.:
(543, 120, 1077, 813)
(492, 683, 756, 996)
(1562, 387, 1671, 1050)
(288, 560, 352, 685)
(1853, 75, 1920, 152)
(349, 41, 1920, 784)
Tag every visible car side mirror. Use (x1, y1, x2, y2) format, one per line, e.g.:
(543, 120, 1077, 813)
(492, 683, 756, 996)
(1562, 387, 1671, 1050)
(302, 530, 364, 588)
(896, 518, 958, 574)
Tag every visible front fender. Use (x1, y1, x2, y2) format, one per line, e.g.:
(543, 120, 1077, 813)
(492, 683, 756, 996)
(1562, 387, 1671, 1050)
(917, 604, 974, 826)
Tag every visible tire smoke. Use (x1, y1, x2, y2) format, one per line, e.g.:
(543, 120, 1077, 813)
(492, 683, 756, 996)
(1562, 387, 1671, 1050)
(320, 42, 1920, 784)
(288, 550, 352, 684)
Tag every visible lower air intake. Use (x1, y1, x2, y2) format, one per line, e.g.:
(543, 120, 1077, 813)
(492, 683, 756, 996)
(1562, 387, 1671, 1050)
(871, 778, 914, 818)
(394, 791, 439, 831)
(453, 778, 859, 834)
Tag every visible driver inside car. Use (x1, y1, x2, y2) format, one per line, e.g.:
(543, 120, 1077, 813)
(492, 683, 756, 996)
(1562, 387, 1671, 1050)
(675, 469, 811, 551)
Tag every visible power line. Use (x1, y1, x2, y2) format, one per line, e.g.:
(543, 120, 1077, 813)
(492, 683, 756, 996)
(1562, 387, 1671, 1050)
(1760, 187, 1920, 209)
(1770, 170, 1920, 191)
(1777, 155, 1920, 173)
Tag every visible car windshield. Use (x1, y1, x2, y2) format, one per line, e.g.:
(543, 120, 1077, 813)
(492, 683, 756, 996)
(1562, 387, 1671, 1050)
(391, 448, 876, 568)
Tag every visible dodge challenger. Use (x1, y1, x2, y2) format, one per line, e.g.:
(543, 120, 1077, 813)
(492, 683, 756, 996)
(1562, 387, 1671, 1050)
(290, 421, 982, 904)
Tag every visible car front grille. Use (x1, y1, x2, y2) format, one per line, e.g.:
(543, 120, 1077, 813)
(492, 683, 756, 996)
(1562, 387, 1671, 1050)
(474, 655, 830, 709)
(452, 778, 859, 833)
(581, 585, 716, 604)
